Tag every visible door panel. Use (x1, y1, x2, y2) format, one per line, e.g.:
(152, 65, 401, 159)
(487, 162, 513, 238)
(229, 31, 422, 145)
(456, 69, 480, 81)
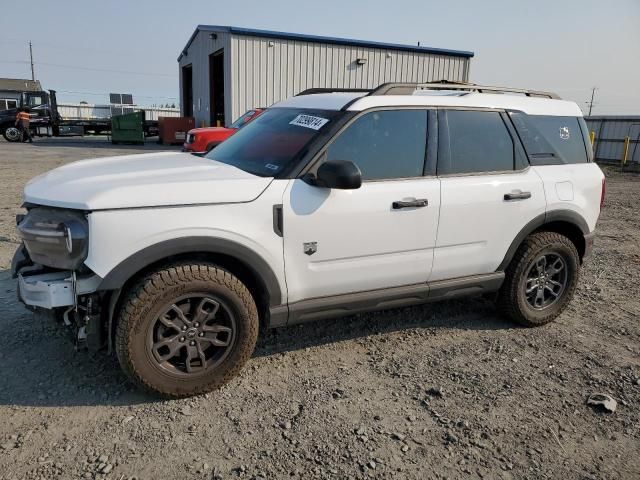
(432, 169, 546, 281)
(283, 177, 440, 303)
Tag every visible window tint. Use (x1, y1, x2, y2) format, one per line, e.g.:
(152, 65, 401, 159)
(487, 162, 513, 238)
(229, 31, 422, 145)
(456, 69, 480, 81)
(510, 113, 588, 164)
(326, 109, 427, 180)
(439, 110, 514, 174)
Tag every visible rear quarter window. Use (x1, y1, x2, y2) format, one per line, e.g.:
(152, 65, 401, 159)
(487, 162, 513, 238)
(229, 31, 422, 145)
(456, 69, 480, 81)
(510, 113, 589, 165)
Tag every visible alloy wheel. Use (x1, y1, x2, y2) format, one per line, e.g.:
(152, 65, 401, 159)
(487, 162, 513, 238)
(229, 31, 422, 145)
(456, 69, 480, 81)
(524, 253, 568, 310)
(146, 294, 237, 376)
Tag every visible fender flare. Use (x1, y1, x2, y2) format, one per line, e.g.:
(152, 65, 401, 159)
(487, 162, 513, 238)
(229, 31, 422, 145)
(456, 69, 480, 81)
(497, 210, 590, 271)
(97, 236, 283, 306)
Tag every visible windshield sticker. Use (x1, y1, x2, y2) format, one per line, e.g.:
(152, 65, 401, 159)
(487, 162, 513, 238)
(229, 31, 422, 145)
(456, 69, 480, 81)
(289, 114, 329, 131)
(264, 163, 280, 171)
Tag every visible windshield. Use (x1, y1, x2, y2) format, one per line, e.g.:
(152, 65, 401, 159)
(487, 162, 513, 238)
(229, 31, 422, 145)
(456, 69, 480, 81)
(207, 108, 342, 177)
(229, 110, 258, 129)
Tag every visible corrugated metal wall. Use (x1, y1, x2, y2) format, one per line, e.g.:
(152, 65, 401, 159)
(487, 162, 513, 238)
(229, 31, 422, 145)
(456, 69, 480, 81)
(178, 31, 232, 127)
(229, 35, 469, 123)
(180, 31, 470, 126)
(586, 116, 640, 164)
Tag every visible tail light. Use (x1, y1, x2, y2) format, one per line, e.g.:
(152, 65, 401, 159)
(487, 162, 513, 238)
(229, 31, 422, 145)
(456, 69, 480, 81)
(600, 177, 606, 210)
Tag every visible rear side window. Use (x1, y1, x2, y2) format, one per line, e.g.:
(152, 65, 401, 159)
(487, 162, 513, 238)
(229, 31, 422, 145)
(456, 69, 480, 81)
(510, 114, 589, 164)
(327, 109, 428, 180)
(438, 110, 515, 175)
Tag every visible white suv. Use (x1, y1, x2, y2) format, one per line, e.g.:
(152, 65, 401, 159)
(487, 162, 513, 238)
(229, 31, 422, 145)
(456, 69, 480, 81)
(13, 83, 605, 397)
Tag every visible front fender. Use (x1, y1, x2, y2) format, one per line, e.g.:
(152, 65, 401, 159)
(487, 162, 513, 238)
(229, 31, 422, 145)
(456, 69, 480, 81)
(97, 236, 283, 306)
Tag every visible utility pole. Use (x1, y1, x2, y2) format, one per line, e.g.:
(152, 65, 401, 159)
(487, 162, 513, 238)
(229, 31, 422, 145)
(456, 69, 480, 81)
(29, 41, 35, 80)
(587, 87, 597, 116)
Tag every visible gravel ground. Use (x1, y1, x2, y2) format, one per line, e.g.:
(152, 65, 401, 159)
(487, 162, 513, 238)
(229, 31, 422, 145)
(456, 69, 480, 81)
(0, 137, 638, 480)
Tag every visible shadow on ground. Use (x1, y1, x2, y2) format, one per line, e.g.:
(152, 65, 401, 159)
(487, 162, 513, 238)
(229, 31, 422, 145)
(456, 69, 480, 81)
(0, 268, 518, 408)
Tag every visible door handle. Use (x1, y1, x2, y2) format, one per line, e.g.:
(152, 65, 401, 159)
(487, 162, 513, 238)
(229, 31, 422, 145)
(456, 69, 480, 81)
(504, 191, 531, 201)
(392, 199, 428, 209)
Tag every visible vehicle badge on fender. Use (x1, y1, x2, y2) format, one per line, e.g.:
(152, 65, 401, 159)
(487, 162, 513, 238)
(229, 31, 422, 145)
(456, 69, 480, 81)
(303, 242, 317, 256)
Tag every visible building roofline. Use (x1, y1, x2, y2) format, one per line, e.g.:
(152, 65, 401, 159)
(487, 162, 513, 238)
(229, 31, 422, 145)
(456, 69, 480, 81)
(178, 25, 474, 61)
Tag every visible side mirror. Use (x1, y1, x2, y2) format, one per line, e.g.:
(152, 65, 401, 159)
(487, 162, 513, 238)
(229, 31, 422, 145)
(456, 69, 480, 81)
(314, 160, 362, 190)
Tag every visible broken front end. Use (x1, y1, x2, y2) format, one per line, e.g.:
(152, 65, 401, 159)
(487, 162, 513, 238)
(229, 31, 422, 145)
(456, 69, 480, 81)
(13, 207, 106, 350)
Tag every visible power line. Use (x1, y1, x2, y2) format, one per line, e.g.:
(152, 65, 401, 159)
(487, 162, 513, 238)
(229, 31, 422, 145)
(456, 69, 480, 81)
(56, 89, 178, 100)
(0, 36, 155, 58)
(0, 59, 175, 77)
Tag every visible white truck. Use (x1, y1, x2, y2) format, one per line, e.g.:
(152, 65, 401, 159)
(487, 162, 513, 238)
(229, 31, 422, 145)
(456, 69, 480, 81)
(12, 82, 605, 398)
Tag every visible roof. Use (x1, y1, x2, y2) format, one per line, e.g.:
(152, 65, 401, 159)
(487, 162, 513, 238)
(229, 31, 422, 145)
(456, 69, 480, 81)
(178, 25, 474, 61)
(0, 78, 42, 92)
(273, 90, 583, 117)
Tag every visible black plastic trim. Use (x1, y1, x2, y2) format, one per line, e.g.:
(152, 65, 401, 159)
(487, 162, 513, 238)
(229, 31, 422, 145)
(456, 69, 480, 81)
(497, 210, 590, 271)
(425, 110, 438, 176)
(583, 232, 595, 259)
(97, 236, 283, 306)
(272, 204, 283, 237)
(278, 273, 504, 327)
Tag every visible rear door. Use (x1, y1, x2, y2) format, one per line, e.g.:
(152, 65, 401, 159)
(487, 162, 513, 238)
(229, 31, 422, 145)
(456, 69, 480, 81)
(431, 109, 546, 281)
(282, 108, 441, 303)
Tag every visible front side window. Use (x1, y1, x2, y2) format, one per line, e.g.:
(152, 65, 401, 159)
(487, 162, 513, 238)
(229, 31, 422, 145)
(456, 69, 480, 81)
(207, 108, 342, 177)
(438, 110, 515, 175)
(326, 109, 428, 180)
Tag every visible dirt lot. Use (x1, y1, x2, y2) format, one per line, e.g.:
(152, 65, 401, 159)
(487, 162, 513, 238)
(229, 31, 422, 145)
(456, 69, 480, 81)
(0, 137, 638, 480)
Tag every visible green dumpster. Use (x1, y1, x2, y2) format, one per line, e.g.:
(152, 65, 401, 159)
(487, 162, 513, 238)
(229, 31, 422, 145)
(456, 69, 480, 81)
(111, 111, 145, 145)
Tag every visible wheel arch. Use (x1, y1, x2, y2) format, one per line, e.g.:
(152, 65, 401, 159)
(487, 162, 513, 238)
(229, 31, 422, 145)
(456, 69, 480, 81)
(99, 237, 284, 350)
(498, 210, 590, 271)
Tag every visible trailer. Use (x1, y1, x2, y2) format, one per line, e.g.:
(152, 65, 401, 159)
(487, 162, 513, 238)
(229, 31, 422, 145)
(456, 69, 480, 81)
(0, 89, 180, 142)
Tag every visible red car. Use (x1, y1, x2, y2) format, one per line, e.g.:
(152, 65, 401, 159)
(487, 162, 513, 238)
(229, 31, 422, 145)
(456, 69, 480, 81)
(183, 109, 263, 153)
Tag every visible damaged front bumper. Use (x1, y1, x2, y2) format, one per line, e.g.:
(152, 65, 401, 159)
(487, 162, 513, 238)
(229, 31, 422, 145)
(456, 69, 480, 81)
(17, 270, 102, 309)
(12, 245, 105, 350)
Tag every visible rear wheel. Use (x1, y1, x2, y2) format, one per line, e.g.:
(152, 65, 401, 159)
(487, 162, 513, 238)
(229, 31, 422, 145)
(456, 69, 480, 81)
(115, 262, 259, 398)
(497, 231, 580, 326)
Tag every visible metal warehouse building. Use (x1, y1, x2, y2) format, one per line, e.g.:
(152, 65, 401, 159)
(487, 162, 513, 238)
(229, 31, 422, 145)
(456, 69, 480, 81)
(178, 26, 474, 127)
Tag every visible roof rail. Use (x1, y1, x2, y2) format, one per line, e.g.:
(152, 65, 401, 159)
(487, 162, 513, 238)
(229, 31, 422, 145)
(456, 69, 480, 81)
(296, 88, 372, 96)
(371, 81, 561, 99)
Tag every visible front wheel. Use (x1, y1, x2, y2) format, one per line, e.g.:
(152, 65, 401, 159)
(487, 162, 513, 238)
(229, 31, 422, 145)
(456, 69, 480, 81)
(115, 262, 259, 398)
(497, 231, 580, 327)
(3, 127, 21, 142)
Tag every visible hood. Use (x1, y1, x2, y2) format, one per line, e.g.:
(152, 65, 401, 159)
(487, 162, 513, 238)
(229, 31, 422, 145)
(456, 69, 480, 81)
(24, 151, 273, 210)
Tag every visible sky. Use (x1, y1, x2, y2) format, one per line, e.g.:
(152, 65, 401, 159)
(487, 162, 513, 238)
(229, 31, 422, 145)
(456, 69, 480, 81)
(1, 0, 638, 115)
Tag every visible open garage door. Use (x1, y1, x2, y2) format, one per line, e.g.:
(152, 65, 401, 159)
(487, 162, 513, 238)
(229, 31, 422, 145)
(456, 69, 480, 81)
(209, 50, 225, 127)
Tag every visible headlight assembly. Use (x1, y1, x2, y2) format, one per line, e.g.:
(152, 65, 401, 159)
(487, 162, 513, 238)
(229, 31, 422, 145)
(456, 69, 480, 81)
(18, 207, 89, 270)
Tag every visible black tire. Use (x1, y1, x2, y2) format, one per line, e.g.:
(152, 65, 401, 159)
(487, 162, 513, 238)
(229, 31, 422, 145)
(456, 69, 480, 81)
(497, 231, 580, 327)
(2, 127, 21, 142)
(115, 262, 259, 398)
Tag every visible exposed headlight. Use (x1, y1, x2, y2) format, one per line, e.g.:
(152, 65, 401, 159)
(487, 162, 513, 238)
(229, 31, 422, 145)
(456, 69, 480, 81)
(18, 207, 89, 270)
